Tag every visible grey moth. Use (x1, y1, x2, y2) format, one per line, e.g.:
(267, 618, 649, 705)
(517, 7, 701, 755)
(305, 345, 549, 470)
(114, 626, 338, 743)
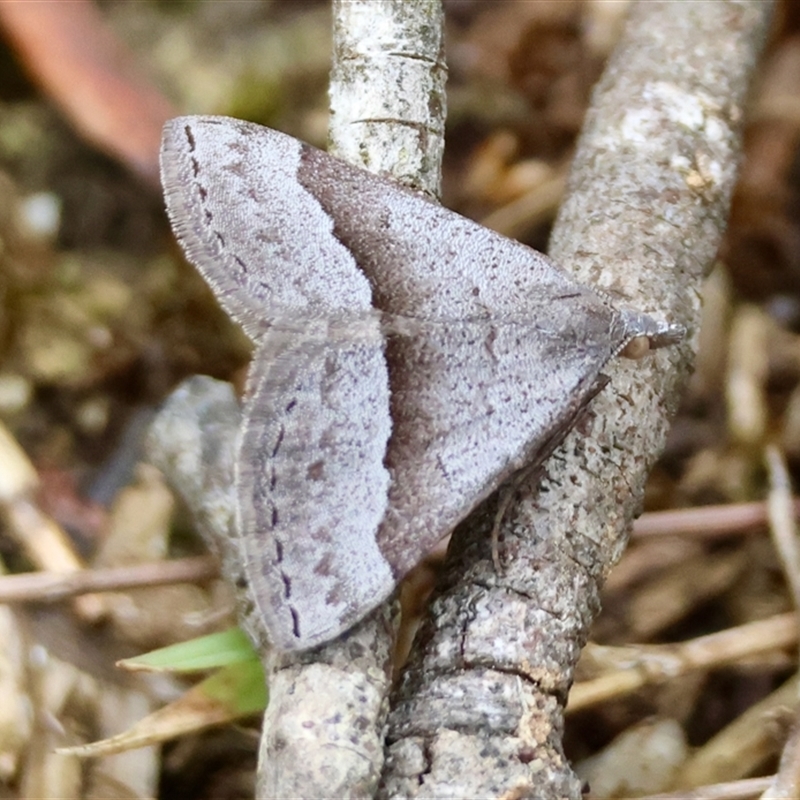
(159, 116, 682, 651)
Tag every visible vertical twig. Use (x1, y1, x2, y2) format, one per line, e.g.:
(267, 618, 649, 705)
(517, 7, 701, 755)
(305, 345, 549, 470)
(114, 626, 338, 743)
(765, 445, 800, 623)
(329, 0, 445, 195)
(256, 3, 446, 798)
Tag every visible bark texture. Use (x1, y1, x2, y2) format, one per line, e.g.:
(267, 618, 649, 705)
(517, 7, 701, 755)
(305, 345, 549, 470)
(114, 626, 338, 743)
(380, 3, 773, 798)
(329, 0, 446, 195)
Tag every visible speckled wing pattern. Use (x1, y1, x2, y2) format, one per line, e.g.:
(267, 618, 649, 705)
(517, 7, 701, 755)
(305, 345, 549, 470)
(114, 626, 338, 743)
(160, 116, 678, 650)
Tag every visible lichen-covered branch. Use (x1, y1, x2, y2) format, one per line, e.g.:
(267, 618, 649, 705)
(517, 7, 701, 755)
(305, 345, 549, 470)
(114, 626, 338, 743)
(381, 3, 773, 798)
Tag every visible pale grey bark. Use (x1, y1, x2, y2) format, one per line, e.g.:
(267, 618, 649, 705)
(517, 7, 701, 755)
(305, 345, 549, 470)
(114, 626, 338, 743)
(148, 2, 446, 796)
(253, 2, 447, 798)
(329, 0, 446, 195)
(381, 2, 773, 799)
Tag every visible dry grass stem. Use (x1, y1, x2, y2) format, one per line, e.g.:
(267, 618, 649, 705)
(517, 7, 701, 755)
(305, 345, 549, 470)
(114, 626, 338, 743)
(0, 421, 104, 619)
(0, 555, 218, 604)
(480, 166, 568, 239)
(571, 612, 798, 713)
(765, 445, 800, 626)
(632, 500, 800, 540)
(640, 775, 772, 799)
(676, 674, 798, 788)
(761, 716, 800, 798)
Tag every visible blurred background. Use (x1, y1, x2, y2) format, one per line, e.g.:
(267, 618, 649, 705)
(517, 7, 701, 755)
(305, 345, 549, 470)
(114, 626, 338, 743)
(0, 2, 798, 798)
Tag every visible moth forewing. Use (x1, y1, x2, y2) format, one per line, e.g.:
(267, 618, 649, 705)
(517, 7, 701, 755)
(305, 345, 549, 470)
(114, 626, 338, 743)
(159, 115, 683, 651)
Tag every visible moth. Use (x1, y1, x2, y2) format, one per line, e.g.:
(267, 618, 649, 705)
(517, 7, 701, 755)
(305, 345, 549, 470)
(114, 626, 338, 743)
(159, 116, 682, 651)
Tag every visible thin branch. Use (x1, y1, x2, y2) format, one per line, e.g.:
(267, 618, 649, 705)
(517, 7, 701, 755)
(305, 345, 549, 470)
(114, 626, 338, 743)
(0, 557, 218, 604)
(765, 445, 800, 623)
(246, 2, 447, 798)
(632, 499, 800, 540)
(569, 612, 798, 713)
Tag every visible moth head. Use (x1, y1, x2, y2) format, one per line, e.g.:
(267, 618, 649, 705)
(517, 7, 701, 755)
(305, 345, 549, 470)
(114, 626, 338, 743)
(619, 312, 685, 359)
(621, 335, 652, 360)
